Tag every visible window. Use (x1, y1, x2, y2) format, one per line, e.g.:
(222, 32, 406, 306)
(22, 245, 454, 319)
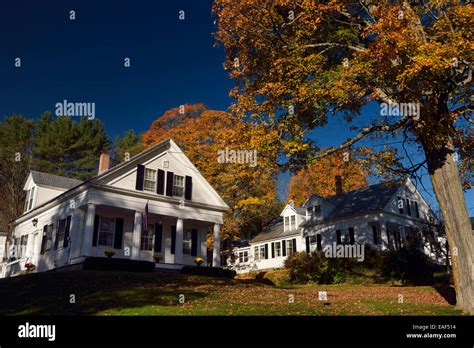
(405, 199, 411, 216)
(284, 216, 290, 231)
(260, 245, 266, 259)
(239, 251, 248, 263)
(24, 189, 30, 212)
(290, 215, 296, 230)
(41, 224, 53, 253)
(286, 239, 294, 256)
(372, 225, 381, 245)
(56, 218, 67, 249)
(98, 218, 115, 247)
(28, 187, 35, 211)
(414, 202, 420, 218)
(141, 224, 154, 251)
(397, 196, 404, 214)
(19, 235, 28, 258)
(313, 205, 321, 217)
(173, 175, 184, 197)
(275, 242, 281, 257)
(309, 235, 322, 252)
(24, 187, 35, 213)
(144, 168, 157, 192)
(254, 246, 259, 260)
(183, 229, 192, 254)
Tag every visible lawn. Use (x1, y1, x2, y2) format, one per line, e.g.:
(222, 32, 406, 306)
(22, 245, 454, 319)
(0, 270, 463, 316)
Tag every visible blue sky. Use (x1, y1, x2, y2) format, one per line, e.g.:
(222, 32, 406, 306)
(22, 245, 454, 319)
(0, 0, 472, 215)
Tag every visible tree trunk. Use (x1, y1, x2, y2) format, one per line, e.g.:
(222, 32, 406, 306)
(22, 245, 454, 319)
(425, 148, 474, 314)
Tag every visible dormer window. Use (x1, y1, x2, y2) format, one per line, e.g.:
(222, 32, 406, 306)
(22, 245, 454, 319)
(284, 215, 296, 231)
(313, 205, 321, 217)
(24, 186, 35, 213)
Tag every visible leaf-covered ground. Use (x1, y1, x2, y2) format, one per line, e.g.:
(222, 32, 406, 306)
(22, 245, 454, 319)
(0, 270, 463, 316)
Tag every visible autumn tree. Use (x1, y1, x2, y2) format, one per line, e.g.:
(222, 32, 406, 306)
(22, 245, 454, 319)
(214, 1, 474, 313)
(288, 151, 367, 205)
(142, 104, 281, 241)
(111, 129, 144, 166)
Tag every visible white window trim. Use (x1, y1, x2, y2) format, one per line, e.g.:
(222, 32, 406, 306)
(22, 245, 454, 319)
(97, 217, 115, 247)
(143, 168, 157, 192)
(173, 174, 185, 197)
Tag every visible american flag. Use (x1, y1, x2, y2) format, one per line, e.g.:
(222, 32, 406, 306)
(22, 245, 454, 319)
(142, 201, 149, 230)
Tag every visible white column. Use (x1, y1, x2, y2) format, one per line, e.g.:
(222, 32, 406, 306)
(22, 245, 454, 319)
(380, 222, 388, 251)
(82, 203, 96, 257)
(213, 223, 221, 267)
(200, 230, 207, 265)
(69, 209, 84, 260)
(131, 211, 142, 260)
(175, 218, 184, 264)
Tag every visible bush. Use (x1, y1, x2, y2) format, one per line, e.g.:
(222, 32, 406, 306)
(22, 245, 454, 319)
(83, 257, 155, 272)
(180, 266, 236, 279)
(284, 252, 349, 284)
(380, 247, 435, 285)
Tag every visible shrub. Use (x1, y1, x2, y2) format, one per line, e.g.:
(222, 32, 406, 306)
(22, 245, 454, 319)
(284, 252, 348, 284)
(180, 266, 236, 279)
(380, 247, 435, 285)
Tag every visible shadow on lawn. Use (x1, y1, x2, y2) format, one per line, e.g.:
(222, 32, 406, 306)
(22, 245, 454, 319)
(433, 285, 456, 306)
(0, 270, 225, 315)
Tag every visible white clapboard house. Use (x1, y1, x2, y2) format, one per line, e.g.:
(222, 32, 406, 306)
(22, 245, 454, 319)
(229, 177, 442, 274)
(1, 139, 228, 278)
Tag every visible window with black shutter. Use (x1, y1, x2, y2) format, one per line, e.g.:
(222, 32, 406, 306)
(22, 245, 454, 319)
(154, 224, 163, 253)
(264, 244, 269, 259)
(114, 218, 124, 249)
(157, 169, 165, 195)
(136, 164, 145, 191)
(336, 230, 341, 245)
(305, 237, 310, 253)
(282, 240, 287, 257)
(292, 238, 297, 253)
(166, 172, 174, 197)
(349, 228, 355, 245)
(414, 201, 420, 218)
(271, 242, 275, 258)
(63, 216, 71, 248)
(191, 229, 198, 256)
(185, 176, 193, 200)
(316, 234, 322, 251)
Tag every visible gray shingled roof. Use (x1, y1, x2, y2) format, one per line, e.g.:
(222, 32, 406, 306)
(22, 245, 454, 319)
(293, 205, 306, 215)
(30, 171, 83, 190)
(250, 218, 300, 243)
(302, 180, 403, 226)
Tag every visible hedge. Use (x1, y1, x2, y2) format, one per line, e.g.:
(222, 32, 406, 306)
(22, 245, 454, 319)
(83, 257, 155, 272)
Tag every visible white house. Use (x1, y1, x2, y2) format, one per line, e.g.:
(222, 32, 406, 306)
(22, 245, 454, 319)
(229, 177, 442, 273)
(1, 138, 228, 278)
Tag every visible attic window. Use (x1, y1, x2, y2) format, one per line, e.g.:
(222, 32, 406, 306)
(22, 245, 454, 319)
(313, 205, 321, 217)
(24, 186, 35, 213)
(144, 168, 157, 192)
(173, 175, 184, 197)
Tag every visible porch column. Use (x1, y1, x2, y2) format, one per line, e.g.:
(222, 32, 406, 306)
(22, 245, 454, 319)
(69, 209, 83, 260)
(33, 231, 43, 267)
(175, 218, 184, 264)
(82, 203, 96, 256)
(213, 223, 221, 267)
(200, 230, 207, 265)
(131, 211, 142, 260)
(380, 222, 388, 251)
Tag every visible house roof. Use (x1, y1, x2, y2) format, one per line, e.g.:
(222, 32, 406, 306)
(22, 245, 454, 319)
(30, 170, 83, 190)
(301, 180, 404, 226)
(250, 217, 300, 243)
(293, 205, 306, 215)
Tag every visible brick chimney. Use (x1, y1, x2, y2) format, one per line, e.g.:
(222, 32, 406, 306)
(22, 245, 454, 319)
(98, 153, 110, 175)
(335, 175, 343, 196)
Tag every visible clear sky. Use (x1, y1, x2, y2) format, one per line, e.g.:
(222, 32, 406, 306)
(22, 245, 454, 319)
(0, 0, 472, 215)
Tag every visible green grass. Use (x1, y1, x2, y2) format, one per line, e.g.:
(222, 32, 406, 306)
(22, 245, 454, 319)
(0, 270, 464, 316)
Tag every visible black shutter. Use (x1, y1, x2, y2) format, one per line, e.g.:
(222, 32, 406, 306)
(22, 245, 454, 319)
(271, 242, 275, 258)
(282, 240, 287, 257)
(63, 216, 71, 248)
(154, 224, 163, 252)
(317, 234, 322, 251)
(184, 176, 193, 200)
(114, 218, 124, 249)
(349, 228, 355, 245)
(305, 236, 310, 253)
(292, 238, 297, 253)
(171, 226, 176, 254)
(136, 164, 145, 191)
(41, 225, 48, 254)
(157, 169, 165, 195)
(264, 244, 269, 259)
(92, 215, 100, 246)
(191, 229, 198, 256)
(372, 226, 378, 245)
(53, 221, 60, 250)
(166, 171, 174, 197)
(336, 230, 341, 245)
